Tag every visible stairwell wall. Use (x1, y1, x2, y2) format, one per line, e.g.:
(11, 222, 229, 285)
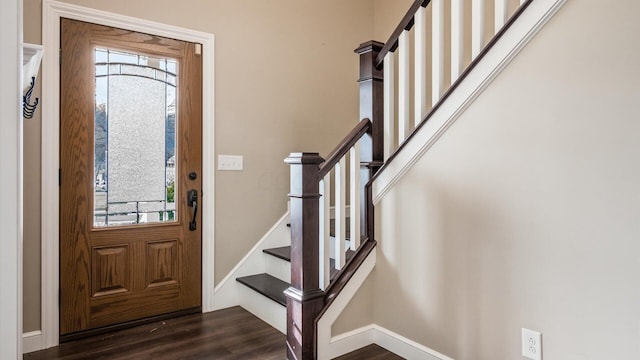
(373, 0, 640, 358)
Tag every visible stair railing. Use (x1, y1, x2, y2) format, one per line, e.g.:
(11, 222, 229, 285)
(284, 41, 383, 360)
(285, 1, 533, 358)
(284, 122, 375, 359)
(377, 0, 531, 163)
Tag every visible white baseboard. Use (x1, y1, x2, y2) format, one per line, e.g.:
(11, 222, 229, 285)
(327, 325, 377, 359)
(328, 324, 454, 360)
(373, 0, 568, 204)
(372, 325, 454, 360)
(23, 330, 44, 354)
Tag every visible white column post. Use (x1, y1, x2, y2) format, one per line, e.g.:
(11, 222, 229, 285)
(319, 176, 331, 290)
(349, 143, 361, 250)
(432, 0, 444, 104)
(414, 6, 428, 126)
(451, 0, 464, 82)
(334, 157, 346, 269)
(495, 0, 508, 32)
(383, 52, 395, 160)
(398, 31, 411, 143)
(472, 0, 486, 59)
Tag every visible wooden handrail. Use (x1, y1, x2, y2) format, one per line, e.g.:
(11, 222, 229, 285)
(376, 0, 431, 68)
(318, 118, 372, 178)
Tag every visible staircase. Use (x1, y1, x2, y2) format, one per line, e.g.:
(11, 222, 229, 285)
(236, 223, 354, 310)
(223, 0, 563, 359)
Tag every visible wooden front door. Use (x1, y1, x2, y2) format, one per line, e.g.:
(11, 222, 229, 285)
(60, 18, 202, 337)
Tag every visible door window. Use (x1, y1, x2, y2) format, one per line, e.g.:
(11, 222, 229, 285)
(93, 48, 178, 227)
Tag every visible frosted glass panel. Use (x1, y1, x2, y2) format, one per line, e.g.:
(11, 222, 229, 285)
(94, 48, 177, 227)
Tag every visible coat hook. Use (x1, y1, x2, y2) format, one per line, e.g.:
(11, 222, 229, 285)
(23, 76, 39, 119)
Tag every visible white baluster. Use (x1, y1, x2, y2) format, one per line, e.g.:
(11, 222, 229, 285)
(432, 0, 444, 104)
(319, 175, 331, 290)
(383, 52, 395, 160)
(349, 143, 361, 251)
(472, 0, 485, 59)
(334, 157, 346, 270)
(398, 31, 410, 143)
(414, 6, 428, 126)
(495, 0, 508, 32)
(451, 0, 464, 82)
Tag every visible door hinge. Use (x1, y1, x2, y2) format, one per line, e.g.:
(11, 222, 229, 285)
(58, 289, 61, 306)
(58, 168, 62, 186)
(195, 43, 202, 56)
(59, 49, 62, 65)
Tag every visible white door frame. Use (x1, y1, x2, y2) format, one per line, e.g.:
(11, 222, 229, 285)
(41, 0, 215, 349)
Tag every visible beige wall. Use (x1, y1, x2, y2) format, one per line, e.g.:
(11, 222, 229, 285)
(332, 275, 373, 335)
(22, 0, 375, 332)
(373, 0, 413, 42)
(374, 0, 640, 358)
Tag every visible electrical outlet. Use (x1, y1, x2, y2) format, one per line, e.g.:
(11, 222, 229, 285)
(218, 155, 243, 171)
(522, 328, 542, 360)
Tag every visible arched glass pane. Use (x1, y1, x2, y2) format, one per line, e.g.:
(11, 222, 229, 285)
(94, 48, 177, 227)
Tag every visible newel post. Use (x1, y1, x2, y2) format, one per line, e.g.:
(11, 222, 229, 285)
(354, 41, 384, 237)
(284, 152, 325, 360)
(355, 40, 385, 170)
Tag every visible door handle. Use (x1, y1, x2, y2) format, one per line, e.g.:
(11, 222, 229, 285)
(187, 189, 198, 231)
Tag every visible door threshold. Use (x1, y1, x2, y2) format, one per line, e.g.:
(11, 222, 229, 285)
(60, 307, 201, 343)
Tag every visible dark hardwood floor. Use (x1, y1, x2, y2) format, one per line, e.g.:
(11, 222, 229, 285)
(336, 345, 404, 360)
(25, 307, 403, 359)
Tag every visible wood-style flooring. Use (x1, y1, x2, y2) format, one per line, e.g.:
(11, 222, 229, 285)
(25, 306, 403, 359)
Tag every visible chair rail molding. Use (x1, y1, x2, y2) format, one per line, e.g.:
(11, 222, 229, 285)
(40, 0, 215, 350)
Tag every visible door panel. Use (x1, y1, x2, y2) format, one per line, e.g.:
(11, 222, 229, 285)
(60, 18, 202, 336)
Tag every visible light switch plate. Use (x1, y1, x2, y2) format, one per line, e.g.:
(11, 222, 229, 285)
(218, 155, 243, 171)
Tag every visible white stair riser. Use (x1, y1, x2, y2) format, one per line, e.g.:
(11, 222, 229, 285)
(265, 254, 291, 283)
(237, 284, 286, 334)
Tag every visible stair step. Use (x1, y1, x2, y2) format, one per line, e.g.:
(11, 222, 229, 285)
(236, 274, 289, 306)
(263, 246, 291, 262)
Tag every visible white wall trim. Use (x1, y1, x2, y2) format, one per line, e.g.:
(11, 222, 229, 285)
(22, 331, 43, 354)
(372, 325, 454, 360)
(373, 0, 568, 204)
(329, 324, 454, 360)
(41, 0, 215, 350)
(326, 325, 377, 358)
(0, 0, 23, 358)
(317, 249, 376, 360)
